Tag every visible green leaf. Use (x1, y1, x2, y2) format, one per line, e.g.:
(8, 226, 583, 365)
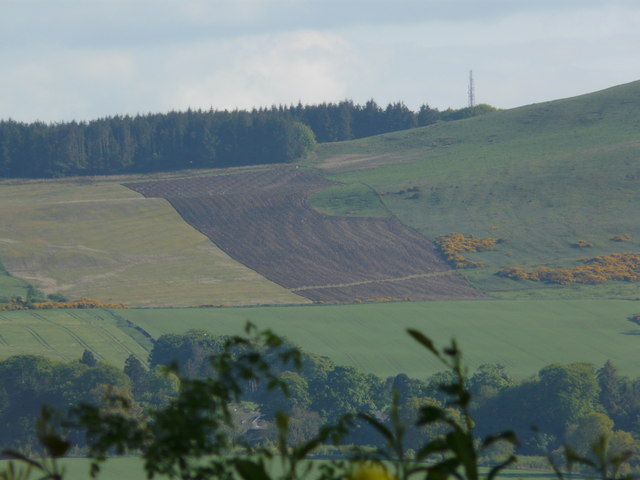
(407, 329, 441, 358)
(40, 435, 71, 458)
(487, 455, 517, 480)
(481, 431, 519, 450)
(357, 413, 394, 442)
(427, 458, 462, 480)
(417, 406, 447, 425)
(416, 438, 449, 460)
(1, 450, 44, 470)
(234, 459, 272, 480)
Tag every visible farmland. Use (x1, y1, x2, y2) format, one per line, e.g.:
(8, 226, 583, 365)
(0, 177, 304, 307)
(1, 299, 637, 380)
(126, 168, 482, 302)
(0, 82, 639, 381)
(0, 308, 148, 365)
(308, 80, 640, 299)
(0, 457, 558, 480)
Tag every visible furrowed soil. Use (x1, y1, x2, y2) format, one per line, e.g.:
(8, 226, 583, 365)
(126, 168, 483, 302)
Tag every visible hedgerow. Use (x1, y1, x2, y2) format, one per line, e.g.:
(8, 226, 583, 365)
(435, 232, 502, 269)
(0, 297, 128, 311)
(497, 252, 640, 285)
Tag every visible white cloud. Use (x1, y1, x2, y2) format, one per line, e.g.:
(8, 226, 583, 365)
(165, 30, 359, 111)
(1, 1, 640, 121)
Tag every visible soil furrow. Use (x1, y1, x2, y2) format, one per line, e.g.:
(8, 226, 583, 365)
(125, 167, 485, 302)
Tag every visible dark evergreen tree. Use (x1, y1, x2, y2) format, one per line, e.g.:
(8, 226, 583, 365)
(0, 101, 494, 178)
(124, 354, 149, 400)
(80, 349, 98, 367)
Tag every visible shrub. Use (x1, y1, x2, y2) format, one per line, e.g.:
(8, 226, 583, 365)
(572, 240, 593, 248)
(611, 234, 631, 242)
(436, 233, 503, 269)
(497, 253, 640, 286)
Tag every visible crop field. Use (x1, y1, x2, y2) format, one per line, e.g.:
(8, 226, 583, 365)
(0, 309, 148, 365)
(0, 177, 304, 307)
(307, 81, 640, 298)
(3, 300, 638, 379)
(0, 457, 558, 480)
(126, 168, 482, 302)
(117, 299, 639, 379)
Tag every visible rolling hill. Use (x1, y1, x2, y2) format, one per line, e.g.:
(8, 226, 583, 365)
(308, 80, 640, 298)
(0, 81, 640, 381)
(2, 81, 639, 304)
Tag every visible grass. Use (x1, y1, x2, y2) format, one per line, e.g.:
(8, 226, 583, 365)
(0, 258, 30, 302)
(305, 80, 640, 298)
(309, 183, 390, 217)
(0, 457, 560, 480)
(115, 299, 640, 380)
(0, 309, 149, 366)
(0, 177, 306, 307)
(5, 300, 639, 380)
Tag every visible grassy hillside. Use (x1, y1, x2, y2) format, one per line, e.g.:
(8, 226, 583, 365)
(5, 300, 634, 379)
(0, 176, 306, 307)
(0, 309, 148, 365)
(308, 81, 640, 298)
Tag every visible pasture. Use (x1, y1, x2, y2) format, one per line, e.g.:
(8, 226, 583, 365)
(0, 299, 628, 379)
(122, 299, 640, 379)
(308, 81, 640, 298)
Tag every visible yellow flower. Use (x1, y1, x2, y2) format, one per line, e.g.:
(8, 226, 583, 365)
(348, 462, 396, 480)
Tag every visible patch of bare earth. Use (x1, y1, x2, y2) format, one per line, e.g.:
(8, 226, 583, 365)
(125, 168, 484, 302)
(317, 154, 396, 170)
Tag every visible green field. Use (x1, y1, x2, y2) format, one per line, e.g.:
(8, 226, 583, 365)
(309, 183, 390, 217)
(2, 300, 638, 379)
(0, 308, 149, 365)
(0, 259, 30, 301)
(307, 81, 640, 298)
(0, 177, 306, 307)
(0, 456, 558, 480)
(121, 300, 640, 379)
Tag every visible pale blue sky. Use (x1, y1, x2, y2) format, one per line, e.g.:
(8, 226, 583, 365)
(2, 0, 639, 122)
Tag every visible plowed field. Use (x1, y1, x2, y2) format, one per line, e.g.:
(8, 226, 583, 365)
(125, 168, 484, 302)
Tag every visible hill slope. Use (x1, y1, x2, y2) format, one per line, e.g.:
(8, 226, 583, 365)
(0, 176, 306, 306)
(309, 80, 640, 298)
(125, 168, 483, 302)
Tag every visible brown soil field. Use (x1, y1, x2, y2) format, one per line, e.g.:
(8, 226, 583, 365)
(125, 168, 484, 302)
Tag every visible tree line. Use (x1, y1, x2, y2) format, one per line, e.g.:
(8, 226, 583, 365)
(0, 102, 496, 179)
(1, 327, 638, 467)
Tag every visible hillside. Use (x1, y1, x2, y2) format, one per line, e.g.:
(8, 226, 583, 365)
(0, 173, 306, 307)
(0, 81, 639, 304)
(125, 168, 482, 302)
(309, 80, 640, 298)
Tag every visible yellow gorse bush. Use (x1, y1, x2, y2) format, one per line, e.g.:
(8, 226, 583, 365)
(611, 234, 631, 242)
(498, 252, 640, 285)
(435, 232, 502, 269)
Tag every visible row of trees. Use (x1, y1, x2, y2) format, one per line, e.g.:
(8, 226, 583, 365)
(0, 101, 495, 178)
(2, 327, 639, 464)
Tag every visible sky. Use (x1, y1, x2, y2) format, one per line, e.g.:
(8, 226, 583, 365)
(2, 0, 639, 123)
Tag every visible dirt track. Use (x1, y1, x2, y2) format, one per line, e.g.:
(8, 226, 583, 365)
(125, 168, 484, 302)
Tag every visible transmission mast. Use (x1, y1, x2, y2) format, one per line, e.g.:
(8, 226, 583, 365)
(468, 70, 475, 108)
